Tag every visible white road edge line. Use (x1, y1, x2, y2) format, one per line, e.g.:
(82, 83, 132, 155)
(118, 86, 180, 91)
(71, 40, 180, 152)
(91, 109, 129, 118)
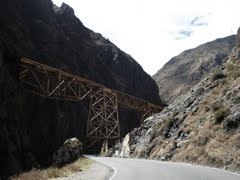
(85, 155, 240, 179)
(109, 165, 117, 180)
(135, 158, 240, 177)
(193, 164, 240, 177)
(83, 155, 118, 180)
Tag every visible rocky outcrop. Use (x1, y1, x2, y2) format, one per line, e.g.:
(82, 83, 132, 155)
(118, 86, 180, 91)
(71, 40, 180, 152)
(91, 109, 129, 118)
(0, 0, 162, 104)
(237, 27, 240, 45)
(153, 35, 236, 104)
(0, 0, 163, 178)
(53, 137, 83, 167)
(110, 29, 240, 173)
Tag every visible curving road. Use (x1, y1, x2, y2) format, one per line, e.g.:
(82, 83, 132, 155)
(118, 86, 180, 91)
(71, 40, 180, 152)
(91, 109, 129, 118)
(86, 156, 240, 180)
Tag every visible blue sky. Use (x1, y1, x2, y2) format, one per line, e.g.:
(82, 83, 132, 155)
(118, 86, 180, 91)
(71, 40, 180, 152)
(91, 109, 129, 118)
(52, 0, 240, 75)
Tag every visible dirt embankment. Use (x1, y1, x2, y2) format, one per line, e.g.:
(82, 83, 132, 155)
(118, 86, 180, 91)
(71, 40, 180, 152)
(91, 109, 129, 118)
(12, 157, 113, 180)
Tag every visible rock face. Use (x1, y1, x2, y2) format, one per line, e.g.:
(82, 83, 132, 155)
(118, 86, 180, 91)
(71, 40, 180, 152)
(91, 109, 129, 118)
(237, 27, 240, 45)
(153, 35, 236, 104)
(110, 29, 240, 173)
(0, 0, 163, 177)
(53, 137, 83, 167)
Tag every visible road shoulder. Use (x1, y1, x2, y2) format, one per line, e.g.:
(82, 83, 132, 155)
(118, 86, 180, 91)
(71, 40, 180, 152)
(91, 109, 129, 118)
(56, 158, 114, 180)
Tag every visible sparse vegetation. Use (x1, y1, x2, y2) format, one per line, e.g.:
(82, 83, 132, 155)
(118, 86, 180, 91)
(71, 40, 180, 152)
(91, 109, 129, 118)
(211, 102, 223, 112)
(211, 72, 226, 81)
(226, 63, 240, 79)
(112, 46, 240, 173)
(204, 106, 210, 112)
(231, 69, 240, 79)
(151, 116, 177, 140)
(194, 136, 209, 147)
(226, 63, 235, 71)
(153, 116, 174, 132)
(214, 107, 230, 124)
(12, 158, 92, 180)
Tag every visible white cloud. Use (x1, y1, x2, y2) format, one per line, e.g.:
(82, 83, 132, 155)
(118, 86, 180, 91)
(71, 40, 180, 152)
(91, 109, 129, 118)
(52, 0, 240, 75)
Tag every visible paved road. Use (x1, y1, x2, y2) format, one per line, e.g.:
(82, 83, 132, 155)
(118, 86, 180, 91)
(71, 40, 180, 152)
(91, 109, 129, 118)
(86, 156, 240, 180)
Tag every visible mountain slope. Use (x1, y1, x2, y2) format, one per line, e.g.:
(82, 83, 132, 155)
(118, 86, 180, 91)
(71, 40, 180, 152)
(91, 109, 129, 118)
(109, 28, 240, 173)
(153, 35, 236, 104)
(0, 0, 162, 104)
(0, 0, 163, 177)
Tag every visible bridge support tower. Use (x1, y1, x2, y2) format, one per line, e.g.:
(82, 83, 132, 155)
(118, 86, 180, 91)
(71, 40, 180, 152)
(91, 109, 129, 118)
(85, 87, 120, 153)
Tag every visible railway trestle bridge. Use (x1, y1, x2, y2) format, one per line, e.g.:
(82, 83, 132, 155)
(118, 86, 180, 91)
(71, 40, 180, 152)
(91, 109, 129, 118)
(19, 58, 163, 152)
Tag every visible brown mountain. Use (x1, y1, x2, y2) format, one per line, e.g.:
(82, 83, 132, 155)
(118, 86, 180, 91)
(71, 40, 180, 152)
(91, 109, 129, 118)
(153, 35, 236, 104)
(109, 28, 240, 173)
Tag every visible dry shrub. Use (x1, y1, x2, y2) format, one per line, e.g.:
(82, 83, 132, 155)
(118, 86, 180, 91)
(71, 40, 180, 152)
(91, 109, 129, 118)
(173, 143, 205, 162)
(12, 158, 92, 180)
(226, 63, 240, 79)
(194, 136, 209, 147)
(149, 146, 163, 159)
(226, 63, 235, 71)
(13, 169, 47, 180)
(133, 144, 146, 158)
(231, 70, 240, 79)
(231, 134, 240, 149)
(198, 123, 215, 138)
(214, 107, 230, 124)
(176, 143, 224, 168)
(44, 167, 62, 178)
(202, 154, 224, 168)
(212, 72, 226, 81)
(211, 102, 222, 112)
(153, 117, 174, 132)
(215, 133, 230, 143)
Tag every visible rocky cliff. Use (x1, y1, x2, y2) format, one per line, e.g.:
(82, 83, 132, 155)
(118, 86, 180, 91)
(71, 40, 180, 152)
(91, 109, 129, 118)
(153, 35, 236, 104)
(0, 0, 163, 178)
(109, 28, 240, 173)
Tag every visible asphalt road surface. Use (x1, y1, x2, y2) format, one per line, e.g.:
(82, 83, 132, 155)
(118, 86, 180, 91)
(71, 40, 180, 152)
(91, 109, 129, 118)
(86, 156, 240, 180)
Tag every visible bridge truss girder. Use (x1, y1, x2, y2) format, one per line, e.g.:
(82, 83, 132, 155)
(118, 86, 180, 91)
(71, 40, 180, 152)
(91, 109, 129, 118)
(19, 58, 99, 101)
(18, 58, 163, 152)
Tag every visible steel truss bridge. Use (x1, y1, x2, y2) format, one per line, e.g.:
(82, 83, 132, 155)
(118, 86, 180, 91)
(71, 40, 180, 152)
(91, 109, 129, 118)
(19, 58, 163, 152)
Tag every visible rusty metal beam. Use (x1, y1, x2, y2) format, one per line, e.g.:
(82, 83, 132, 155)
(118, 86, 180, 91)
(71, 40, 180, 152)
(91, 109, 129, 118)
(116, 90, 163, 122)
(19, 58, 163, 113)
(19, 57, 164, 152)
(19, 58, 99, 101)
(86, 88, 120, 150)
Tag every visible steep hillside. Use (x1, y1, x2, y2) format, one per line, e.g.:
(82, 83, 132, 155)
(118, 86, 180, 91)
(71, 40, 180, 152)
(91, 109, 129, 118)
(109, 28, 240, 173)
(153, 35, 236, 104)
(0, 0, 163, 178)
(0, 0, 162, 103)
